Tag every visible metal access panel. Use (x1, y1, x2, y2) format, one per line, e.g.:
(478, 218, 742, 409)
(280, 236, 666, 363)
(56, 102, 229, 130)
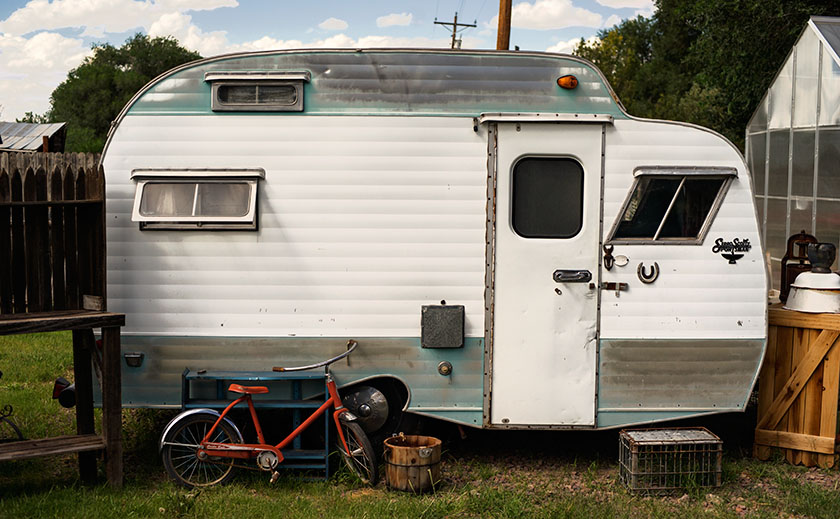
(421, 305, 465, 349)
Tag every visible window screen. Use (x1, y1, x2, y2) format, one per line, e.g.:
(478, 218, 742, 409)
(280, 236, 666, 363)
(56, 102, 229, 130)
(610, 173, 731, 243)
(211, 81, 303, 112)
(512, 158, 583, 238)
(132, 173, 261, 230)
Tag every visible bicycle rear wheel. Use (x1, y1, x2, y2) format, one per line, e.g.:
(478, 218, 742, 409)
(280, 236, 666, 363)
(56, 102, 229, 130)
(338, 420, 378, 485)
(161, 412, 239, 488)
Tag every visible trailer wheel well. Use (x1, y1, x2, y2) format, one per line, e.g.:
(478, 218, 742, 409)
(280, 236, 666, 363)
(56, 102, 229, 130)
(340, 377, 408, 453)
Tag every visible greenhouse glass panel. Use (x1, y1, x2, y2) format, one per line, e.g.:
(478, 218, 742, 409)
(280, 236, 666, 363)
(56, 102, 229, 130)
(819, 44, 840, 126)
(748, 97, 768, 132)
(793, 28, 820, 128)
(769, 58, 794, 129)
(817, 128, 840, 199)
(766, 197, 788, 290)
(789, 197, 814, 235)
(816, 199, 840, 270)
(768, 130, 790, 197)
(748, 132, 766, 197)
(791, 130, 815, 196)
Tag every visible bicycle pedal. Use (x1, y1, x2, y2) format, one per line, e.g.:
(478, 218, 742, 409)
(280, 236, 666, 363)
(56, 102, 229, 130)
(270, 471, 280, 484)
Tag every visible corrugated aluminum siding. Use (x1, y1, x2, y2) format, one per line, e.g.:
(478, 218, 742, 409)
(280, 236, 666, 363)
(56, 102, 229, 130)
(105, 115, 488, 337)
(600, 119, 766, 340)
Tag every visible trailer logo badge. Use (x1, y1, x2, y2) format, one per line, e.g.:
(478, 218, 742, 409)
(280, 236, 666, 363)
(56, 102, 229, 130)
(712, 237, 751, 264)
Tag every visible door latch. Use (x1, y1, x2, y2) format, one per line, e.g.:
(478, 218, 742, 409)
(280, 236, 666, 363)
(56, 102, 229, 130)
(553, 269, 592, 283)
(591, 281, 629, 297)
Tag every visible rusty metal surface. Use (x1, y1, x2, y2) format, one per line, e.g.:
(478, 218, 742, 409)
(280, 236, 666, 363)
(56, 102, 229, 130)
(119, 50, 625, 118)
(598, 338, 765, 411)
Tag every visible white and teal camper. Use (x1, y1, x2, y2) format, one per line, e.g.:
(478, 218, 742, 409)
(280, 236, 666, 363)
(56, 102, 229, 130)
(101, 49, 768, 433)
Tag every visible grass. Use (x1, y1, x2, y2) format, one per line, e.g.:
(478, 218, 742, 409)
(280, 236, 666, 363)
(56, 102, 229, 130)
(1, 332, 839, 518)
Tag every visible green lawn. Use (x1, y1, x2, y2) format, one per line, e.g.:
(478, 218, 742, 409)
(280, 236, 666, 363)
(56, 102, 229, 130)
(1, 332, 839, 518)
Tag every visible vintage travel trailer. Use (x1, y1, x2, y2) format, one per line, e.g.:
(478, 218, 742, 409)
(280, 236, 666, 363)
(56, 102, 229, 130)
(101, 49, 767, 433)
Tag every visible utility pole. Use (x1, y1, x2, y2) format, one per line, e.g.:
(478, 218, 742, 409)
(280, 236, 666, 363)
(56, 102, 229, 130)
(496, 0, 512, 50)
(434, 12, 477, 49)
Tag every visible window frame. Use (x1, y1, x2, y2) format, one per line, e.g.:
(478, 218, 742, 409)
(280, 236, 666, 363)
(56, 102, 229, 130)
(205, 71, 310, 112)
(510, 155, 585, 239)
(130, 169, 265, 231)
(606, 166, 736, 245)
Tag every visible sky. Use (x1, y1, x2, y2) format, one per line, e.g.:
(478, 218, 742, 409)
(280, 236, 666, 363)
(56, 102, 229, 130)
(0, 0, 655, 121)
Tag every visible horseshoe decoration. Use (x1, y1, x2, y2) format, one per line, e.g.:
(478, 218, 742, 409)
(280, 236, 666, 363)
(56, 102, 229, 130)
(637, 262, 660, 284)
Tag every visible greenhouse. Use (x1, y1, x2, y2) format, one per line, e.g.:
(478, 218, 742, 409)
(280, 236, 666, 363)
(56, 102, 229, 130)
(746, 16, 840, 288)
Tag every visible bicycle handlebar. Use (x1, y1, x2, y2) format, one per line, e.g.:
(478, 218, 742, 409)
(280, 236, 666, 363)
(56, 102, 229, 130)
(272, 340, 357, 372)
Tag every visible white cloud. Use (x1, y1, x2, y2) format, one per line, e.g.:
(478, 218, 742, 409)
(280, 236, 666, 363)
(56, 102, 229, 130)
(318, 17, 348, 31)
(376, 13, 412, 28)
(0, 31, 91, 119)
(148, 12, 229, 56)
(0, 0, 238, 36)
(546, 35, 599, 54)
(602, 14, 622, 28)
(489, 0, 602, 30)
(595, 0, 653, 8)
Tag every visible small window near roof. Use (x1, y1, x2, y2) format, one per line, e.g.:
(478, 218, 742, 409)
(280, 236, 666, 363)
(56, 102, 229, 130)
(609, 167, 735, 244)
(131, 169, 263, 230)
(206, 71, 309, 112)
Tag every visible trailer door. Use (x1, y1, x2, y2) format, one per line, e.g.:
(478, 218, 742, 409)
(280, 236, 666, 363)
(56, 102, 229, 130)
(490, 122, 603, 426)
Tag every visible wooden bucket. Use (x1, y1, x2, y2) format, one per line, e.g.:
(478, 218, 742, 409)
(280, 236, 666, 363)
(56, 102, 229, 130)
(383, 434, 441, 493)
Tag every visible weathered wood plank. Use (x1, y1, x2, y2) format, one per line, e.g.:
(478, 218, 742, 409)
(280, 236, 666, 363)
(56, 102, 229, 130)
(756, 329, 840, 431)
(102, 326, 123, 487)
(788, 328, 806, 464)
(801, 328, 824, 467)
(818, 338, 840, 468)
(0, 160, 11, 314)
(63, 166, 79, 310)
(769, 307, 840, 331)
(755, 325, 779, 460)
(772, 326, 793, 436)
(34, 166, 52, 311)
(75, 169, 92, 303)
(0, 434, 105, 461)
(72, 329, 97, 483)
(754, 429, 835, 455)
(48, 163, 66, 310)
(9, 166, 25, 313)
(0, 311, 125, 334)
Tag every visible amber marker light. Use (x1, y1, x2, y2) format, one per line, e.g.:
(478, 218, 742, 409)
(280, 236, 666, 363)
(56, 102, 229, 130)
(557, 75, 578, 89)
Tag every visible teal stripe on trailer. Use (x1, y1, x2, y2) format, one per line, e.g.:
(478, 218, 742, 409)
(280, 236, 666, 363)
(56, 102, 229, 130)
(115, 335, 484, 427)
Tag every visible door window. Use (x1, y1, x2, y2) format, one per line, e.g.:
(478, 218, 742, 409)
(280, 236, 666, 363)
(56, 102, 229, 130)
(511, 157, 584, 238)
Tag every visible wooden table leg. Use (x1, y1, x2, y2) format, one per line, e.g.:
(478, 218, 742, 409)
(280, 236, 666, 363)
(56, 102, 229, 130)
(71, 329, 96, 483)
(101, 326, 123, 488)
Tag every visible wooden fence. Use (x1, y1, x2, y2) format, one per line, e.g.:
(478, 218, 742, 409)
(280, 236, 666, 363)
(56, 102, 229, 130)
(0, 152, 105, 315)
(754, 306, 840, 468)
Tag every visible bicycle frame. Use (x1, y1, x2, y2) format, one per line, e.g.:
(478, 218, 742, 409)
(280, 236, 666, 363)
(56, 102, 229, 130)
(196, 371, 354, 467)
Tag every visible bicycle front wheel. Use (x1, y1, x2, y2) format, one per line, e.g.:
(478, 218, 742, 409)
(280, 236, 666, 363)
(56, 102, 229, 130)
(161, 412, 239, 488)
(338, 420, 378, 485)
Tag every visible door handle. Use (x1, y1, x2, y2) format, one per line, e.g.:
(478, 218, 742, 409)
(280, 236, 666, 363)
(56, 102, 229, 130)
(553, 269, 592, 283)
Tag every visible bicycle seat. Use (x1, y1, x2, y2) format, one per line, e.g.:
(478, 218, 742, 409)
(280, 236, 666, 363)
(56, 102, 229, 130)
(228, 384, 269, 395)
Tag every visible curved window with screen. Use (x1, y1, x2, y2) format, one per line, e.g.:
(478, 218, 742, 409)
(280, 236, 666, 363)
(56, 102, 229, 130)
(512, 157, 584, 238)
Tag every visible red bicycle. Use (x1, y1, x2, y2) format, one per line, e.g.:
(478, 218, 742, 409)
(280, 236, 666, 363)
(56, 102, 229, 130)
(159, 340, 377, 487)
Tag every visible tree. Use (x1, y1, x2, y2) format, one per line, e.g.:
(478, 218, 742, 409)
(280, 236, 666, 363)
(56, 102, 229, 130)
(576, 1, 840, 150)
(43, 34, 201, 152)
